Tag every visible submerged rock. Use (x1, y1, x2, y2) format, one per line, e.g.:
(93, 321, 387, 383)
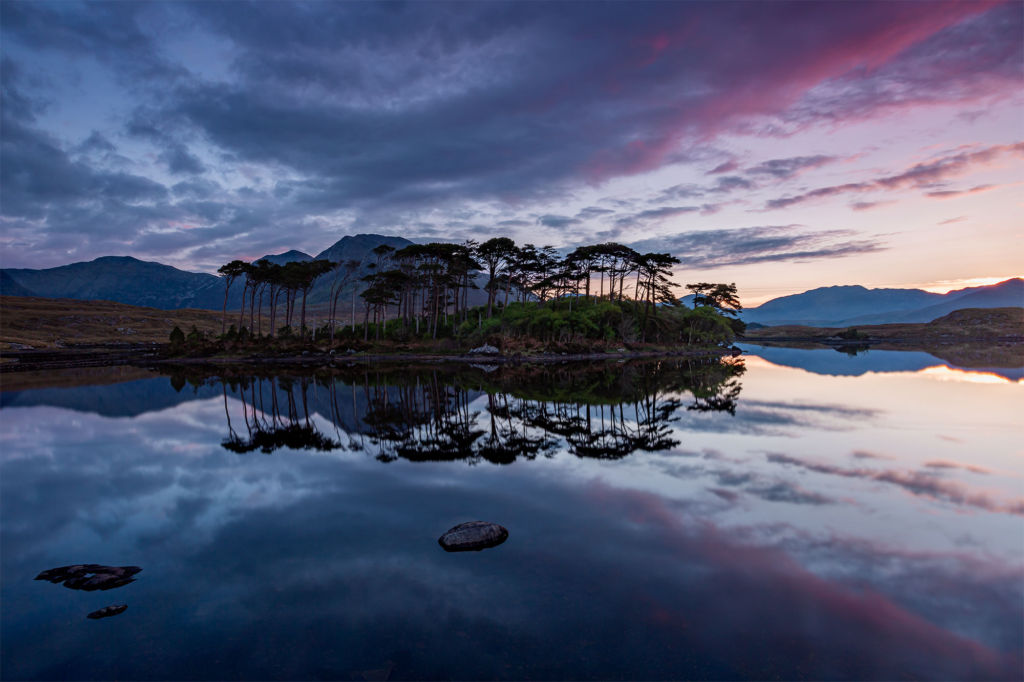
(87, 604, 127, 620)
(438, 521, 509, 552)
(35, 565, 141, 591)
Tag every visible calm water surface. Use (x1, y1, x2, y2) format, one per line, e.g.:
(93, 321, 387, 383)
(1, 349, 1021, 680)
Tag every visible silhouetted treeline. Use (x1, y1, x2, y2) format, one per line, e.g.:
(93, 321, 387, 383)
(214, 238, 744, 348)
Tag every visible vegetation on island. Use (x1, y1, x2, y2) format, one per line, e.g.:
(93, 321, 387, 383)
(207, 238, 745, 355)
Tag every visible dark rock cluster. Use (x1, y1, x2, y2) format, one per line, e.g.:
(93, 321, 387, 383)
(36, 564, 140, 620)
(35, 564, 142, 591)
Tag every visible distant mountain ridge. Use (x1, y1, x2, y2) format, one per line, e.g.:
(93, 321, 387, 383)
(2, 256, 233, 310)
(0, 234, 417, 311)
(3, 236, 1020, 323)
(743, 278, 1023, 326)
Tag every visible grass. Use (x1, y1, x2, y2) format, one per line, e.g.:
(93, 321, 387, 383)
(0, 296, 228, 349)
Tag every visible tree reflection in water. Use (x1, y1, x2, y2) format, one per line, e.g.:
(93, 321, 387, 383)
(194, 357, 744, 462)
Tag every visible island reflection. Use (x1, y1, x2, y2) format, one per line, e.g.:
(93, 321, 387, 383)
(201, 358, 745, 462)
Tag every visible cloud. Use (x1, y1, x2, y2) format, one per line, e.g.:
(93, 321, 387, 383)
(629, 224, 884, 268)
(766, 143, 1024, 209)
(925, 184, 1000, 199)
(708, 160, 739, 174)
(537, 214, 581, 228)
(923, 460, 991, 475)
(766, 452, 1022, 516)
(745, 154, 836, 179)
(615, 205, 700, 228)
(575, 206, 615, 220)
(850, 200, 893, 211)
(1, 2, 1020, 268)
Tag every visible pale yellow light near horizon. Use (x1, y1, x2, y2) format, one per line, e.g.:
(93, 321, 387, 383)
(732, 274, 1023, 307)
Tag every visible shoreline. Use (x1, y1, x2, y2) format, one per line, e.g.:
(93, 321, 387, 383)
(0, 344, 739, 373)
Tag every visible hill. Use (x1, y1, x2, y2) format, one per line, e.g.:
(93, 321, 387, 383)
(0, 271, 37, 297)
(837, 278, 1024, 325)
(743, 307, 1023, 370)
(746, 307, 1023, 342)
(2, 256, 237, 310)
(743, 278, 1022, 326)
(0, 234, 415, 311)
(256, 250, 313, 266)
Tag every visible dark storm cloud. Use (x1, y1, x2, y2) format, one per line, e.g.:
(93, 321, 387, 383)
(784, 2, 1023, 126)
(121, 3, 1024, 198)
(629, 225, 884, 268)
(1, 1, 1019, 266)
(0, 1, 182, 80)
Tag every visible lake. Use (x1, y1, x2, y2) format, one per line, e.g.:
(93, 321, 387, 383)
(1, 348, 1021, 680)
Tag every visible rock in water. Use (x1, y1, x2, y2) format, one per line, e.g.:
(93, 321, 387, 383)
(468, 344, 500, 355)
(35, 565, 141, 591)
(438, 521, 509, 552)
(87, 604, 127, 620)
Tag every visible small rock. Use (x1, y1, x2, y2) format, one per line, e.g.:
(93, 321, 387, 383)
(87, 604, 127, 620)
(617, 348, 627, 353)
(468, 344, 500, 355)
(438, 521, 509, 552)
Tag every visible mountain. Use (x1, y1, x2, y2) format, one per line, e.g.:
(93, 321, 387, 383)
(742, 279, 1022, 326)
(837, 278, 1024, 325)
(0, 271, 37, 297)
(314, 234, 414, 265)
(0, 235, 413, 311)
(2, 256, 239, 310)
(256, 250, 312, 266)
(305, 234, 417, 305)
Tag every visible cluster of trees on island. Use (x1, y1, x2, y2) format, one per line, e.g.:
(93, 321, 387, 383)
(210, 237, 744, 349)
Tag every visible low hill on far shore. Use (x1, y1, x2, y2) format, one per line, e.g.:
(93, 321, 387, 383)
(745, 307, 1023, 342)
(744, 307, 1023, 368)
(742, 278, 1022, 326)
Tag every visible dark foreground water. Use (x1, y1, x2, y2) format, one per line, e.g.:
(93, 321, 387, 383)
(1, 350, 1021, 680)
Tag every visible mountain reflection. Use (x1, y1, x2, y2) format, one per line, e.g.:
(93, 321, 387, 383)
(189, 358, 745, 462)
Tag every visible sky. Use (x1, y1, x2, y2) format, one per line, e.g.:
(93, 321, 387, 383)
(1, 1, 1021, 304)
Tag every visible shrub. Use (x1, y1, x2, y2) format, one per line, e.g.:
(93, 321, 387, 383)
(169, 325, 185, 347)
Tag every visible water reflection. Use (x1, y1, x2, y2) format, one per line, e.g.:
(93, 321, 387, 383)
(739, 343, 1024, 380)
(202, 358, 745, 463)
(2, 352, 1021, 681)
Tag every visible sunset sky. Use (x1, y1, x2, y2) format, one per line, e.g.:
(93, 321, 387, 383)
(1, 1, 1021, 304)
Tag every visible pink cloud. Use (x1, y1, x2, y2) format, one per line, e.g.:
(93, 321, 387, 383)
(767, 142, 1024, 209)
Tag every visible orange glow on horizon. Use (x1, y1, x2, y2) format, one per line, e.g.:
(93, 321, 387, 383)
(914, 275, 1024, 295)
